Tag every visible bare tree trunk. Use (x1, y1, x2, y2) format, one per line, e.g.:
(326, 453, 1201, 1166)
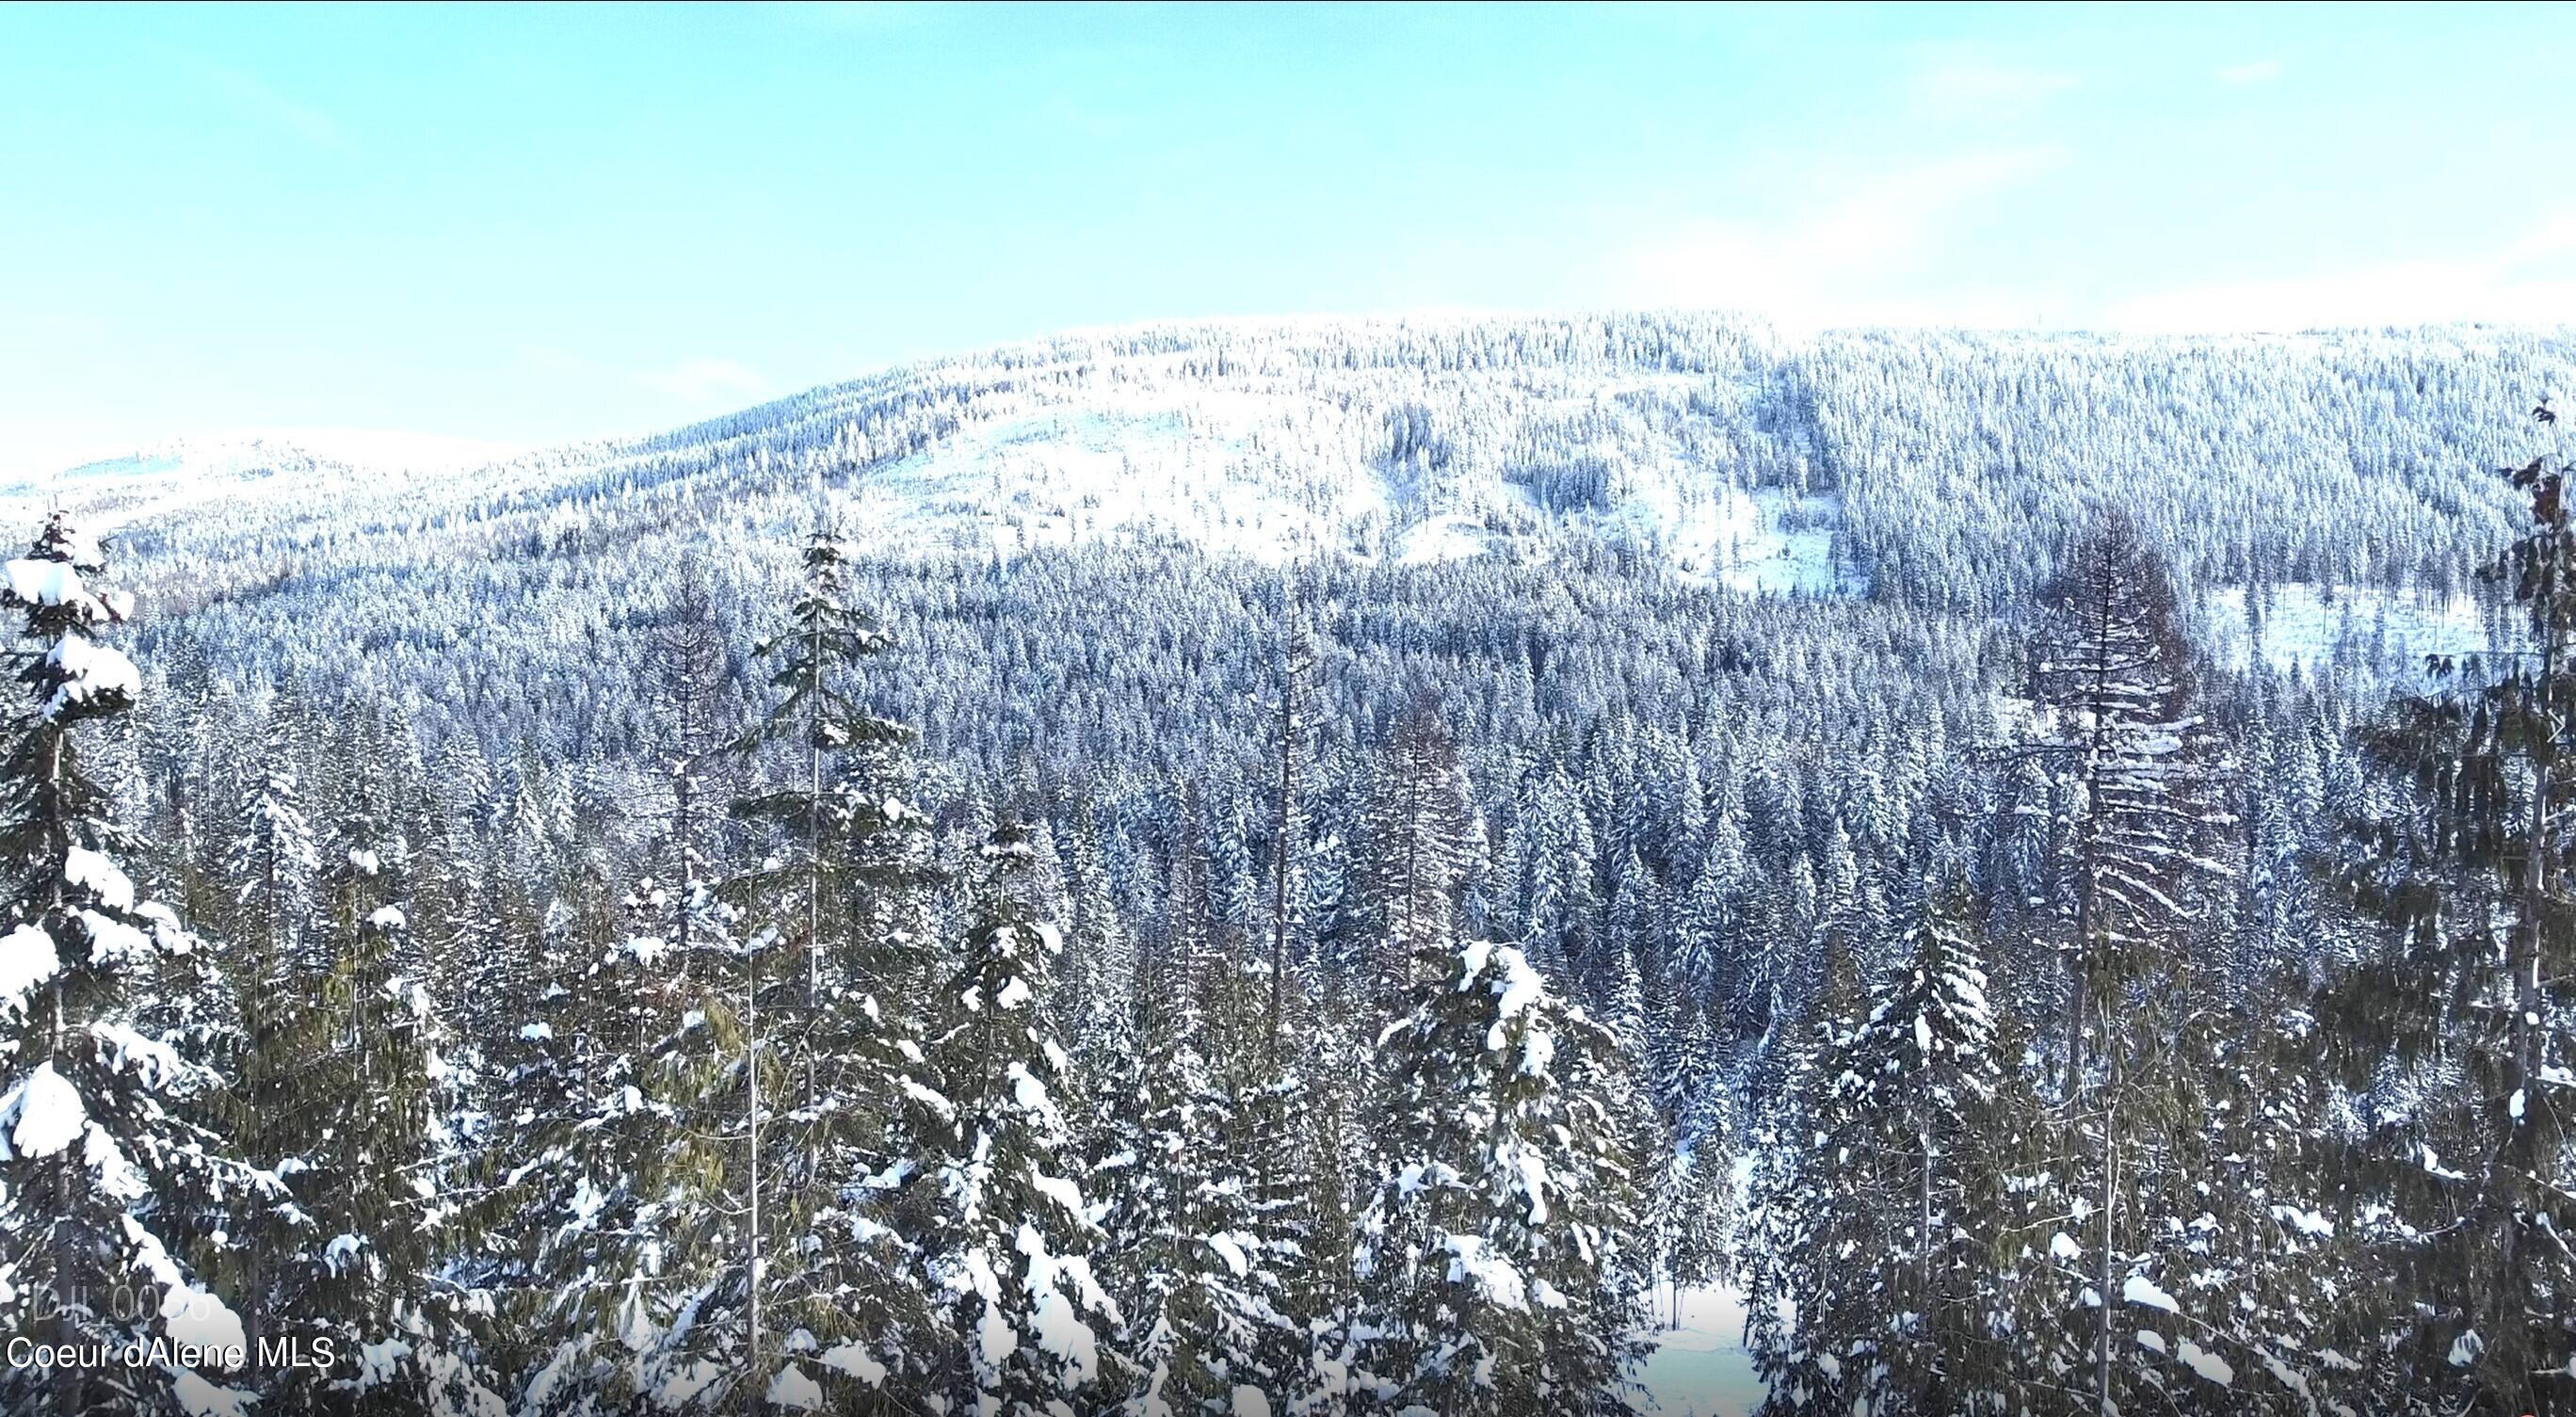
(746, 939, 763, 1416)
(1918, 1121, 1934, 1310)
(1264, 607, 1299, 1069)
(2096, 1035, 2117, 1417)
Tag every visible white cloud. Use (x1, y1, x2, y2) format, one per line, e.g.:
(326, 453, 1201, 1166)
(637, 359, 772, 405)
(2109, 214, 2576, 331)
(1908, 56, 2081, 121)
(192, 61, 360, 156)
(2216, 58, 2285, 86)
(1617, 146, 2067, 330)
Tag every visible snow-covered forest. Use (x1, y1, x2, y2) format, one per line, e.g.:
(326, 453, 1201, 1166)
(2, 314, 2572, 1415)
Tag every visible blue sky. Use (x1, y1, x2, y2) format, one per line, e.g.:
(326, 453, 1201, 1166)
(4, 2, 2571, 472)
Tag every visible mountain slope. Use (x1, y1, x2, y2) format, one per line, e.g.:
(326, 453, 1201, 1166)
(16, 313, 2568, 752)
(45, 314, 2563, 600)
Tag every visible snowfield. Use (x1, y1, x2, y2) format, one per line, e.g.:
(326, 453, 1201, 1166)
(1641, 1285, 1762, 1416)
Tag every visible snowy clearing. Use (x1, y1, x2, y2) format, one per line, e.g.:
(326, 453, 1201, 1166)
(1638, 1284, 1762, 1416)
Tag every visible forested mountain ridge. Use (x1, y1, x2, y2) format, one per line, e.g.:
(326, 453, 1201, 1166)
(29, 314, 2571, 604)
(1, 317, 2570, 1415)
(9, 314, 2555, 769)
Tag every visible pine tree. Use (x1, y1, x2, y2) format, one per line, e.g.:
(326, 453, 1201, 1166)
(1347, 702, 1476, 1008)
(910, 821, 1118, 1417)
(296, 763, 494, 1412)
(731, 523, 911, 1117)
(2004, 512, 2233, 1411)
(2333, 405, 2576, 1412)
(0, 512, 266, 1416)
(208, 686, 328, 1389)
(1352, 937, 1649, 1415)
(653, 521, 934, 1411)
(1745, 888, 2028, 1416)
(644, 559, 735, 976)
(1090, 960, 1272, 1416)
(1509, 765, 1599, 983)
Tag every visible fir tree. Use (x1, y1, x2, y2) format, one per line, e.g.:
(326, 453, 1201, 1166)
(1745, 888, 2027, 1416)
(910, 821, 1118, 1417)
(0, 513, 264, 1416)
(1352, 936, 1650, 1416)
(2334, 405, 2576, 1412)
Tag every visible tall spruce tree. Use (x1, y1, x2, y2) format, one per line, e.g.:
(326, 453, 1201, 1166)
(1351, 936, 1649, 1416)
(1745, 888, 2030, 1416)
(2006, 512, 2233, 1412)
(0, 513, 266, 1416)
(910, 821, 1118, 1417)
(2335, 405, 2576, 1412)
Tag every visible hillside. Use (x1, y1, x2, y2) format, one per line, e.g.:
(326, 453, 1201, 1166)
(21, 317, 2576, 1415)
(22, 314, 2563, 601)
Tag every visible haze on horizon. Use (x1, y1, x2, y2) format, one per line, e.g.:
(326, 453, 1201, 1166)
(5, 1, 2571, 475)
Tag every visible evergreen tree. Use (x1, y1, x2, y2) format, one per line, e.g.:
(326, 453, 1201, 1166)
(1346, 702, 1475, 1008)
(2334, 406, 2576, 1412)
(296, 770, 493, 1413)
(206, 686, 330, 1392)
(1352, 937, 1649, 1415)
(0, 513, 265, 1416)
(2006, 512, 2233, 1410)
(1745, 888, 2027, 1415)
(910, 821, 1117, 1417)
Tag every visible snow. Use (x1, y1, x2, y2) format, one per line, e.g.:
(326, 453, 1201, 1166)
(2204, 583, 2490, 677)
(5, 558, 95, 611)
(1394, 514, 1490, 566)
(4, 1061, 86, 1157)
(855, 395, 1351, 567)
(899, 1076, 957, 1121)
(1443, 1233, 1528, 1312)
(1639, 1284, 1762, 1416)
(820, 1342, 888, 1387)
(1230, 1386, 1270, 1417)
(2050, 1231, 2082, 1262)
(169, 1370, 255, 1417)
(1698, 489, 1861, 598)
(1489, 946, 1545, 1025)
(159, 1282, 248, 1355)
(357, 1338, 411, 1387)
(2270, 1203, 2334, 1237)
(2123, 1274, 2181, 1313)
(1510, 1147, 1552, 1224)
(520, 1022, 554, 1041)
(975, 1300, 1019, 1366)
(2137, 1329, 2167, 1355)
(1028, 1167, 1087, 1220)
(369, 905, 407, 930)
(2176, 1339, 2234, 1386)
(43, 634, 140, 719)
(324, 1233, 364, 1273)
(994, 975, 1033, 1011)
(1028, 1288, 1098, 1382)
(1007, 1062, 1060, 1125)
(81, 909, 154, 967)
(92, 1021, 189, 1089)
(655, 1361, 725, 1407)
(765, 1364, 824, 1410)
(65, 845, 135, 910)
(0, 923, 60, 1014)
(1912, 1010, 1933, 1058)
(1205, 1232, 1249, 1278)
(1481, 944, 1554, 1075)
